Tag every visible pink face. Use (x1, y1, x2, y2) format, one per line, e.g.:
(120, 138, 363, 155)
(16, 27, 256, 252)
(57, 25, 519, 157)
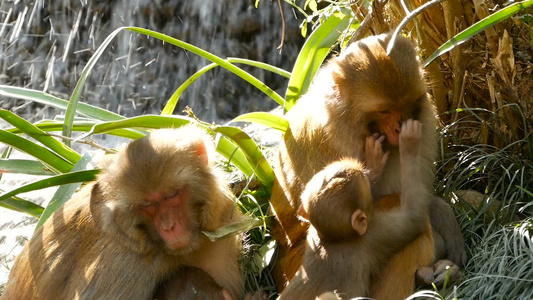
(376, 109, 402, 146)
(138, 187, 191, 250)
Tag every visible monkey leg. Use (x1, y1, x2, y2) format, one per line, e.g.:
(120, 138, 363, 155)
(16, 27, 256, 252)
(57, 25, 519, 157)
(270, 180, 309, 292)
(271, 220, 307, 292)
(370, 194, 435, 300)
(370, 223, 435, 300)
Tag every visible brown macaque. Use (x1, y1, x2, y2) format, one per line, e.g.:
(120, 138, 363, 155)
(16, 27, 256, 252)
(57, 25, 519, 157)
(279, 120, 430, 300)
(270, 33, 466, 295)
(0, 125, 243, 300)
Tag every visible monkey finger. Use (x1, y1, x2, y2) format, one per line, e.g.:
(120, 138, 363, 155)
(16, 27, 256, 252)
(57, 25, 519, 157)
(372, 132, 380, 140)
(376, 134, 386, 144)
(433, 260, 461, 287)
(221, 289, 233, 300)
(381, 151, 391, 165)
(415, 266, 435, 286)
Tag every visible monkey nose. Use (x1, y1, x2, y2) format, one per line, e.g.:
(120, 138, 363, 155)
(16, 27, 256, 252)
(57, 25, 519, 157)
(161, 221, 175, 231)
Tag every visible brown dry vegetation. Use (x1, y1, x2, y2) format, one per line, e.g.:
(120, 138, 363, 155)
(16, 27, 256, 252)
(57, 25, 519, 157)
(352, 0, 533, 156)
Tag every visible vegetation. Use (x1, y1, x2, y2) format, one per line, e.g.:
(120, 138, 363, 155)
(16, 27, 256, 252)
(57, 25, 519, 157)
(1, 0, 533, 298)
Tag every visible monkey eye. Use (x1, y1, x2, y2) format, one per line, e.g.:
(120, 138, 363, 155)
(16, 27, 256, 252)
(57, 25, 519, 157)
(378, 110, 391, 115)
(163, 189, 180, 200)
(139, 202, 152, 208)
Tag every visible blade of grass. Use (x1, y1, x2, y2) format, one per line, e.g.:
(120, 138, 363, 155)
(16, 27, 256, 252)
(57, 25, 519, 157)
(0, 110, 81, 164)
(0, 129, 73, 173)
(78, 115, 195, 139)
(0, 159, 55, 175)
(213, 125, 274, 190)
(424, 0, 533, 66)
(215, 136, 254, 177)
(161, 57, 291, 115)
(0, 169, 99, 202)
(229, 112, 289, 133)
(284, 8, 352, 111)
(35, 153, 96, 231)
(126, 27, 286, 106)
(0, 194, 44, 218)
(0, 85, 124, 121)
(203, 217, 263, 241)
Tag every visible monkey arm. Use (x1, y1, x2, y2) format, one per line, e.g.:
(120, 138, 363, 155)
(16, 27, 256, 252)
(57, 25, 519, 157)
(366, 120, 430, 254)
(429, 196, 466, 267)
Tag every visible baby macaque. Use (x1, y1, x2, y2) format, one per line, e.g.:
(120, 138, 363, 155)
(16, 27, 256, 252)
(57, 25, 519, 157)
(279, 120, 430, 299)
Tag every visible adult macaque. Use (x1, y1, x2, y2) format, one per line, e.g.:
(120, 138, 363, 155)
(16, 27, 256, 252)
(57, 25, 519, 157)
(270, 33, 466, 294)
(280, 120, 430, 299)
(1, 125, 242, 300)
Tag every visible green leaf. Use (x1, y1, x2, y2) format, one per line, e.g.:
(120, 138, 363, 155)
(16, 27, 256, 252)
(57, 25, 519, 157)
(0, 170, 99, 203)
(213, 126, 274, 190)
(285, 8, 352, 111)
(162, 57, 289, 116)
(0, 85, 124, 121)
(7, 120, 145, 140)
(308, 0, 318, 12)
(424, 0, 533, 66)
(215, 136, 254, 177)
(227, 57, 291, 78)
(253, 239, 277, 273)
(79, 115, 196, 139)
(162, 63, 219, 115)
(230, 112, 289, 133)
(35, 153, 96, 231)
(0, 195, 44, 218)
(202, 217, 264, 241)
(0, 159, 55, 175)
(126, 27, 285, 106)
(301, 21, 308, 38)
(0, 129, 73, 173)
(0, 110, 81, 164)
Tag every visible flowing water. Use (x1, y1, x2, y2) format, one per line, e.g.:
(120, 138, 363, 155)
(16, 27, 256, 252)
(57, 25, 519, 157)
(0, 0, 304, 122)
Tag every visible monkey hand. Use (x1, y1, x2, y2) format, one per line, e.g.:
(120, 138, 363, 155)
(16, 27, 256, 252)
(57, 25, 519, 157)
(415, 259, 461, 288)
(399, 119, 422, 158)
(365, 133, 390, 182)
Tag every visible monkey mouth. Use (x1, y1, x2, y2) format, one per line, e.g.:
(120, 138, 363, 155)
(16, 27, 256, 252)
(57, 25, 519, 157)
(164, 233, 192, 250)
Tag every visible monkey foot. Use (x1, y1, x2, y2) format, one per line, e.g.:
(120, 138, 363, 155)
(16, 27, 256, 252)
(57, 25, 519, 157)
(416, 259, 461, 288)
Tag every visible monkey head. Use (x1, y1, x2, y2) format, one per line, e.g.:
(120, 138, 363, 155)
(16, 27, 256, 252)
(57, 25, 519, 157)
(299, 159, 373, 242)
(97, 125, 222, 255)
(330, 33, 428, 147)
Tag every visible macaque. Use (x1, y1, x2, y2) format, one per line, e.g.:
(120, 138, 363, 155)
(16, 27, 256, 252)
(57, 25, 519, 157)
(0, 125, 243, 300)
(279, 120, 430, 299)
(270, 33, 466, 294)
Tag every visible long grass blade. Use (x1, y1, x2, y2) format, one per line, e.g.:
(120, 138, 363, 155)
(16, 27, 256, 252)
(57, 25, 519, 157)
(0, 110, 81, 164)
(0, 159, 55, 175)
(0, 85, 124, 121)
(424, 0, 533, 66)
(230, 112, 289, 133)
(213, 126, 274, 190)
(284, 8, 352, 111)
(0, 195, 44, 218)
(0, 129, 73, 173)
(35, 153, 96, 231)
(0, 170, 99, 202)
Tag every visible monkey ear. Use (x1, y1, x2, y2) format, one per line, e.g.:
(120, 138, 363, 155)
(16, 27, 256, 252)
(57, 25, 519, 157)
(351, 209, 368, 235)
(331, 63, 346, 86)
(297, 204, 310, 221)
(195, 141, 209, 165)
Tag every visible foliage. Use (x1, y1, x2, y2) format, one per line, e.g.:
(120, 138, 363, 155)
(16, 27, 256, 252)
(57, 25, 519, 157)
(2, 0, 533, 298)
(0, 7, 354, 295)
